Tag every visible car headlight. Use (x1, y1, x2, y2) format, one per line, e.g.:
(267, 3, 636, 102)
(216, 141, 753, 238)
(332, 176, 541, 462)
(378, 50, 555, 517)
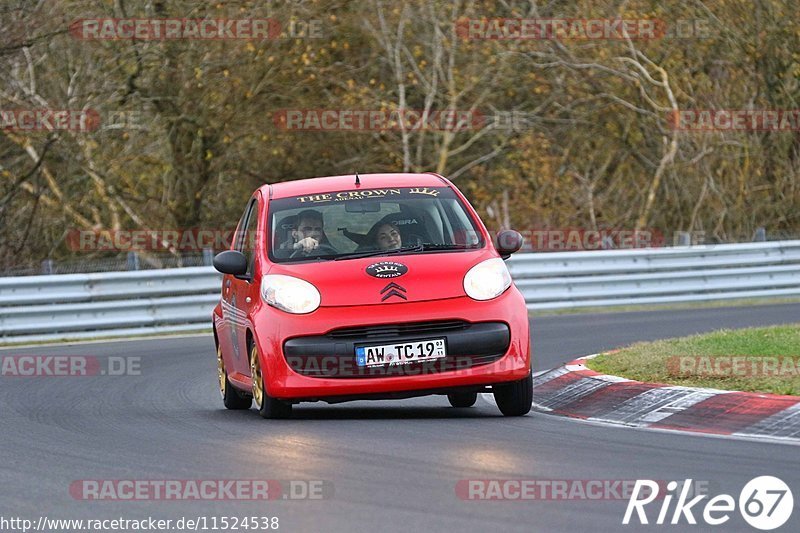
(463, 258, 512, 301)
(260, 274, 321, 314)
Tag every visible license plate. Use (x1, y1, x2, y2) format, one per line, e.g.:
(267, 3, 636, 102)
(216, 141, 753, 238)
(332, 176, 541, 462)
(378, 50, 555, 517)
(356, 338, 447, 367)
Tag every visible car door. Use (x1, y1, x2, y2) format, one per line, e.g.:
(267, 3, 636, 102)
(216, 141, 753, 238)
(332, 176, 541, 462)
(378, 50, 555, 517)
(218, 197, 255, 378)
(218, 200, 249, 377)
(229, 194, 262, 376)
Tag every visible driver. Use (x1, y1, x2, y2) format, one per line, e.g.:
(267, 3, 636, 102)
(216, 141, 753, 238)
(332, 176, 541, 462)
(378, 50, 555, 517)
(288, 210, 335, 255)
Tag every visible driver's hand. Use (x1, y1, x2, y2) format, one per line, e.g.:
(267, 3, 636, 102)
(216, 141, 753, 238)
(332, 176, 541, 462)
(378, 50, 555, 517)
(293, 237, 319, 253)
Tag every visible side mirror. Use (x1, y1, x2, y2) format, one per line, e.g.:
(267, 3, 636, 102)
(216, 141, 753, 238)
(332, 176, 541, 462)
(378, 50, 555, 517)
(495, 230, 523, 259)
(213, 250, 248, 276)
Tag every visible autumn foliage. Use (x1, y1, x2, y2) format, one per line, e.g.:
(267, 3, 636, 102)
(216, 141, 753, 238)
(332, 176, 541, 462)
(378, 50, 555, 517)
(1, 1, 798, 270)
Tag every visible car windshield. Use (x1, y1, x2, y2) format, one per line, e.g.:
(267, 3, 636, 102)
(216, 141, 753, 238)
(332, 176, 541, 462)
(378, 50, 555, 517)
(268, 186, 485, 262)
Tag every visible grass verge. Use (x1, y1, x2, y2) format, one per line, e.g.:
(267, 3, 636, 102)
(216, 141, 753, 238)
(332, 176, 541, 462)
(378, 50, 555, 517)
(586, 324, 800, 396)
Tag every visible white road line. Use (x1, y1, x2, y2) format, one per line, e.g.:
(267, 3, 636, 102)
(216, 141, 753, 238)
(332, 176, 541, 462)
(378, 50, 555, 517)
(0, 332, 211, 351)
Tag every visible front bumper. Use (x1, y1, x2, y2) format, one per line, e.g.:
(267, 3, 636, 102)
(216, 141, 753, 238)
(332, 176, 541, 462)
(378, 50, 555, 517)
(252, 287, 531, 400)
(284, 321, 510, 378)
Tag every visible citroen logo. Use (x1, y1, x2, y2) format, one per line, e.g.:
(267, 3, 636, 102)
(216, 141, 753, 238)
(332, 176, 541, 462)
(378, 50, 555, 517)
(380, 282, 407, 301)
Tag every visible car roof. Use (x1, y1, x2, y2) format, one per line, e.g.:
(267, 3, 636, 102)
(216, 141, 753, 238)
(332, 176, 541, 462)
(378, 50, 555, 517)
(260, 173, 449, 199)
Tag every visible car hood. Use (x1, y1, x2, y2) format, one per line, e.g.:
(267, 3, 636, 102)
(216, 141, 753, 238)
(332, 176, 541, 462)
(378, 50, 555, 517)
(267, 249, 496, 307)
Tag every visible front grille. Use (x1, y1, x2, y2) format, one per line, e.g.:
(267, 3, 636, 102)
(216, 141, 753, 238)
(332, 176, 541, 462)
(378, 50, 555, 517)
(327, 320, 469, 339)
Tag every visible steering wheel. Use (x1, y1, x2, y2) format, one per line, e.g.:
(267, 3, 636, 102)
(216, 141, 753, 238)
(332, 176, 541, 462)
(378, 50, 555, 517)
(289, 243, 339, 258)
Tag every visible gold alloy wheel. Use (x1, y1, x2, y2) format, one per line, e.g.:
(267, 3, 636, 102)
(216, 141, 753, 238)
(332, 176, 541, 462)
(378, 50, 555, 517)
(250, 344, 264, 408)
(217, 346, 226, 399)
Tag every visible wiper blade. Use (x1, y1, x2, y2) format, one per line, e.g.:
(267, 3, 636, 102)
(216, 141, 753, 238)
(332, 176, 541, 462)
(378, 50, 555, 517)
(420, 243, 480, 250)
(333, 243, 479, 261)
(334, 243, 423, 261)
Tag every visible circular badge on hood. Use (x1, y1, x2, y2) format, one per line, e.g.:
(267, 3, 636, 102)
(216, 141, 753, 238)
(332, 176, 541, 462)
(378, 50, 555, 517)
(366, 261, 408, 279)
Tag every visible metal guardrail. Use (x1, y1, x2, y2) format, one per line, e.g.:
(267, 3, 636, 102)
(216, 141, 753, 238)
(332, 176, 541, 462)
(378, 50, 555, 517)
(0, 267, 222, 343)
(508, 241, 800, 310)
(1, 241, 799, 343)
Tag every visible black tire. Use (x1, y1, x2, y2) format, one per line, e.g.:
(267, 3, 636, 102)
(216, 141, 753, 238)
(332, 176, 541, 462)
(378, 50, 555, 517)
(493, 372, 533, 416)
(218, 346, 251, 410)
(223, 375, 252, 410)
(447, 391, 478, 408)
(250, 342, 293, 419)
(256, 383, 293, 419)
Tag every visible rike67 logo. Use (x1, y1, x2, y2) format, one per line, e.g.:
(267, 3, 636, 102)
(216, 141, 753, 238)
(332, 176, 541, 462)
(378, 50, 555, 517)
(623, 477, 793, 530)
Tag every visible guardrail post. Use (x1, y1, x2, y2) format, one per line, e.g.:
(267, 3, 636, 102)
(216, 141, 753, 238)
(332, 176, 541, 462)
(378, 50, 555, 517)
(41, 259, 54, 275)
(126, 251, 140, 271)
(202, 248, 214, 266)
(753, 227, 766, 242)
(674, 232, 692, 246)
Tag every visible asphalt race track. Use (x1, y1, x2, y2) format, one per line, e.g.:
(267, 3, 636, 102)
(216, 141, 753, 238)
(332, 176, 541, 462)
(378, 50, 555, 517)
(2, 303, 799, 533)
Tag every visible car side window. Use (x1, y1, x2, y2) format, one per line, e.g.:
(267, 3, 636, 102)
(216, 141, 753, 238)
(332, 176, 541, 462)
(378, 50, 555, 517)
(234, 200, 252, 251)
(237, 199, 259, 276)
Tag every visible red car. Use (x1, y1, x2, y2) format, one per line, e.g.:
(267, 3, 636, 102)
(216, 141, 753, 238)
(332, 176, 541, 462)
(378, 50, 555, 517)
(212, 173, 531, 418)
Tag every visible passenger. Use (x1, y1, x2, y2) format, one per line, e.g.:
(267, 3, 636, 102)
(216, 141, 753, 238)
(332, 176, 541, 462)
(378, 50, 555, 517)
(370, 222, 402, 251)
